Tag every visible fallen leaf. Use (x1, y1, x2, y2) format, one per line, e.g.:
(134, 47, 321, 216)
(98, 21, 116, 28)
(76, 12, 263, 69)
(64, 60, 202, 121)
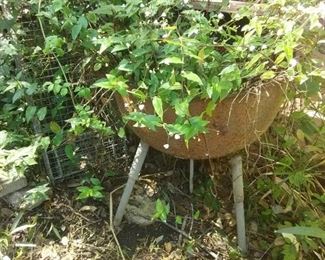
(164, 242, 172, 253)
(79, 205, 97, 212)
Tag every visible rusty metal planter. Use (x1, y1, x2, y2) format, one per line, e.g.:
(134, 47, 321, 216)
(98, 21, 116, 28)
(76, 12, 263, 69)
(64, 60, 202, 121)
(117, 80, 285, 160)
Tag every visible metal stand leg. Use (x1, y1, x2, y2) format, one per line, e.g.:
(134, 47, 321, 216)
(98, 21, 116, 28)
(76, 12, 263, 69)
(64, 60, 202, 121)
(114, 140, 149, 227)
(230, 155, 247, 254)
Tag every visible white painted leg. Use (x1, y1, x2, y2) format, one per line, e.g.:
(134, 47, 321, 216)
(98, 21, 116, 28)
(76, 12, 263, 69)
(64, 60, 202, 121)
(189, 159, 194, 194)
(230, 155, 247, 254)
(114, 140, 149, 227)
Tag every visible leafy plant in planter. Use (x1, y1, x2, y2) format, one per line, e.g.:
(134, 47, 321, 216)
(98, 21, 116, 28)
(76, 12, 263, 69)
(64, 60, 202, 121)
(95, 0, 324, 158)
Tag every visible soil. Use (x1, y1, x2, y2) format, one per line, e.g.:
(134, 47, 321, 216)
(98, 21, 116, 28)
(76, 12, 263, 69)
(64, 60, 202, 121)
(0, 146, 272, 260)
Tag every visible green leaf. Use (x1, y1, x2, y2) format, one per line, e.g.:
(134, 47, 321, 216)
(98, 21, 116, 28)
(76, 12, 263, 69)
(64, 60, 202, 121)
(79, 16, 88, 28)
(52, 0, 66, 12)
(50, 121, 61, 133)
(95, 74, 128, 96)
(176, 116, 209, 146)
(181, 71, 203, 85)
(118, 127, 125, 138)
(246, 54, 263, 70)
(125, 112, 160, 130)
(118, 59, 133, 72)
(90, 177, 101, 186)
(284, 43, 293, 61)
(98, 37, 114, 54)
(255, 22, 262, 37)
(12, 89, 24, 103)
(37, 107, 47, 121)
(53, 83, 62, 94)
(93, 63, 102, 71)
(111, 45, 128, 53)
(152, 96, 163, 120)
(175, 215, 182, 225)
(71, 16, 88, 40)
(282, 244, 298, 260)
(64, 144, 74, 160)
(60, 88, 68, 96)
(44, 36, 64, 56)
(219, 64, 241, 82)
(193, 210, 200, 220)
(261, 70, 276, 80)
(153, 199, 170, 222)
(160, 82, 182, 90)
(218, 80, 233, 100)
(276, 226, 325, 239)
(174, 100, 189, 117)
(288, 171, 307, 188)
(92, 4, 114, 15)
(71, 24, 82, 40)
(205, 101, 216, 117)
(25, 106, 37, 123)
(93, 190, 104, 199)
(160, 57, 183, 65)
(275, 52, 286, 65)
(219, 64, 237, 75)
(52, 132, 63, 146)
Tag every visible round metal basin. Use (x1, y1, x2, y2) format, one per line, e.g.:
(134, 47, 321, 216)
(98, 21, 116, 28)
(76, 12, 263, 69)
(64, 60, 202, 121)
(116, 81, 285, 159)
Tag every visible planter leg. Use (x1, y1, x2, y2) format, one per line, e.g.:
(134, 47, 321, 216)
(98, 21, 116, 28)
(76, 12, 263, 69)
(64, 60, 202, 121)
(189, 159, 194, 194)
(114, 140, 149, 227)
(230, 155, 247, 254)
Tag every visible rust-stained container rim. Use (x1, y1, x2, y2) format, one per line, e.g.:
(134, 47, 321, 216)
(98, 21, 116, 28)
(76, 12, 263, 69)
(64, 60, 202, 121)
(116, 79, 287, 159)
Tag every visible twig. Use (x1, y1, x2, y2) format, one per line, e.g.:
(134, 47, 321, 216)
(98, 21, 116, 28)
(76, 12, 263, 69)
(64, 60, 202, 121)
(109, 185, 126, 260)
(161, 220, 224, 258)
(189, 159, 194, 193)
(58, 204, 98, 224)
(189, 203, 194, 237)
(258, 242, 274, 260)
(161, 221, 193, 240)
(178, 215, 188, 245)
(14, 243, 37, 248)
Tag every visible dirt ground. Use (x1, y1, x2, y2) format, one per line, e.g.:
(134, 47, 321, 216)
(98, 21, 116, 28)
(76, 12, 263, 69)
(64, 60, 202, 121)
(0, 146, 277, 260)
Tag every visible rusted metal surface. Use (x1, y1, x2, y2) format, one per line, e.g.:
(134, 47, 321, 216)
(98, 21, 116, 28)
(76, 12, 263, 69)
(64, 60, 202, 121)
(116, 81, 286, 159)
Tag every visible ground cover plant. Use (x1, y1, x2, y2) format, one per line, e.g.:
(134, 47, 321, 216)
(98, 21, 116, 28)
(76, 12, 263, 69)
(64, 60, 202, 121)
(0, 0, 325, 259)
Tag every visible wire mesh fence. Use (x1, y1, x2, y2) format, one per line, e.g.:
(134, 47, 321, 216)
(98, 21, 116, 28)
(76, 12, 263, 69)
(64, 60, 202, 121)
(13, 4, 130, 183)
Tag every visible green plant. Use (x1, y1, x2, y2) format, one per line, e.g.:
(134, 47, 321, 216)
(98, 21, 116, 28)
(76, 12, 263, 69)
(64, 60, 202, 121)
(94, 0, 325, 146)
(247, 101, 325, 258)
(175, 215, 183, 225)
(0, 130, 49, 177)
(1, 0, 116, 171)
(76, 176, 105, 200)
(194, 177, 220, 212)
(1, 1, 325, 258)
(152, 198, 170, 222)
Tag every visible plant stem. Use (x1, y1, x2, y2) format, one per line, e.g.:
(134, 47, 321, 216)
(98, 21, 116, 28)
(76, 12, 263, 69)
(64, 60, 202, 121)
(114, 140, 149, 227)
(37, 0, 76, 107)
(109, 185, 126, 260)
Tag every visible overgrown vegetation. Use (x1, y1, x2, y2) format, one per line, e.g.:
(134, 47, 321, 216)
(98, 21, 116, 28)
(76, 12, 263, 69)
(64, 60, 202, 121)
(95, 0, 324, 145)
(1, 0, 324, 259)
